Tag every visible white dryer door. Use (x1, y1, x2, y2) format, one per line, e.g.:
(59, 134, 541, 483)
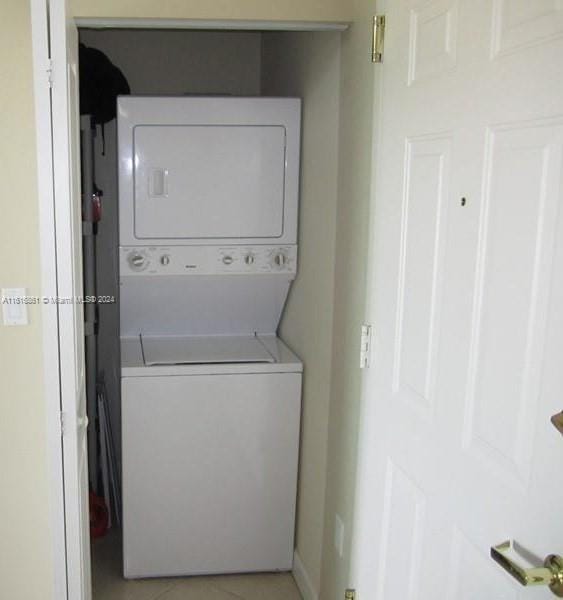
(133, 125, 286, 240)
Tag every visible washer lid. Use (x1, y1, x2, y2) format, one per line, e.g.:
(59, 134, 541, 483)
(141, 335, 276, 366)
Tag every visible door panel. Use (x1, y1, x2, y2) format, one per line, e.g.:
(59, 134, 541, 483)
(355, 0, 563, 598)
(394, 134, 451, 415)
(376, 461, 426, 600)
(464, 121, 563, 486)
(408, 0, 459, 84)
(492, 0, 563, 57)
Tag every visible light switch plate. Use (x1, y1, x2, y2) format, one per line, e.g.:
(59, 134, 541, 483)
(2, 288, 29, 326)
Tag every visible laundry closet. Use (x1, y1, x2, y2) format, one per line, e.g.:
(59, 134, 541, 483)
(78, 25, 342, 598)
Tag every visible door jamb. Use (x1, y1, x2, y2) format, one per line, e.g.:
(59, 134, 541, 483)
(75, 17, 349, 30)
(348, 0, 387, 594)
(30, 1, 68, 598)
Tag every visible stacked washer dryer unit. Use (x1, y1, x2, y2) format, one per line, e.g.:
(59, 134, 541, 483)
(118, 97, 303, 579)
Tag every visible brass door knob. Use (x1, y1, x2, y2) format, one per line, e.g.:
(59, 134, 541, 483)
(491, 541, 563, 597)
(551, 412, 563, 436)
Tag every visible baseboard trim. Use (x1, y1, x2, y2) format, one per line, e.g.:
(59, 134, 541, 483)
(292, 550, 319, 600)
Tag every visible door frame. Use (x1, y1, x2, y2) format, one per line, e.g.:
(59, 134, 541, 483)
(30, 6, 350, 598)
(348, 0, 389, 592)
(30, 1, 68, 598)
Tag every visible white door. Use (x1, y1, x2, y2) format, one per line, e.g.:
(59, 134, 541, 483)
(50, 1, 92, 598)
(354, 1, 563, 598)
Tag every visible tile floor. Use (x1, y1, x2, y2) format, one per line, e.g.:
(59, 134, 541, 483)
(91, 529, 303, 600)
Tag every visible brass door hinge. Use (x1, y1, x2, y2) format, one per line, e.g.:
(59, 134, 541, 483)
(372, 15, 386, 63)
(345, 590, 356, 600)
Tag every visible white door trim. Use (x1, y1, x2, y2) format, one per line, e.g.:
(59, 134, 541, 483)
(30, 1, 68, 598)
(292, 550, 319, 600)
(74, 17, 349, 31)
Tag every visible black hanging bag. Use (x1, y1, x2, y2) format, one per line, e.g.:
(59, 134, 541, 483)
(79, 43, 130, 125)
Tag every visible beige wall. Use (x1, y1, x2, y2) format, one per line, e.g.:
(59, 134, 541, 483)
(262, 31, 341, 595)
(72, 0, 351, 23)
(0, 2, 54, 600)
(319, 3, 378, 600)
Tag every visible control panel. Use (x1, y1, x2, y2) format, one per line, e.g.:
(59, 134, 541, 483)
(120, 245, 298, 276)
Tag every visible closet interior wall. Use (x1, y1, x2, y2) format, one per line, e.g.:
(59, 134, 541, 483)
(261, 31, 341, 594)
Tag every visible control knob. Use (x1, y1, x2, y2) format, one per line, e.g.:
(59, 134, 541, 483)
(273, 251, 288, 269)
(244, 254, 255, 266)
(160, 254, 170, 266)
(128, 253, 147, 271)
